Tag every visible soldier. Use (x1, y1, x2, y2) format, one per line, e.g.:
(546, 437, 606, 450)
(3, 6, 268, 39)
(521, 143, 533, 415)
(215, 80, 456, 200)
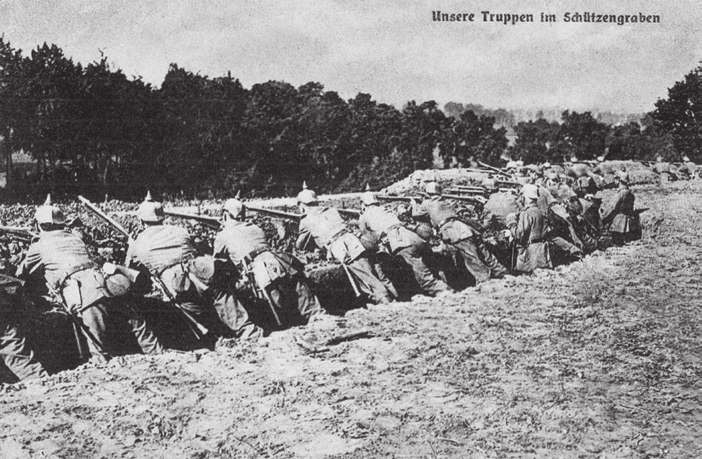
(412, 182, 506, 284)
(0, 274, 48, 381)
(358, 189, 450, 297)
(602, 172, 641, 245)
(213, 197, 323, 330)
(507, 184, 553, 273)
(572, 163, 598, 198)
(654, 155, 674, 182)
(564, 196, 599, 254)
(581, 194, 603, 235)
(126, 192, 223, 344)
(295, 183, 395, 304)
(18, 195, 164, 359)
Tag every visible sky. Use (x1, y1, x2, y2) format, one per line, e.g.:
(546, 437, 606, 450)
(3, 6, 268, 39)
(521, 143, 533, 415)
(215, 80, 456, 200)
(0, 0, 700, 113)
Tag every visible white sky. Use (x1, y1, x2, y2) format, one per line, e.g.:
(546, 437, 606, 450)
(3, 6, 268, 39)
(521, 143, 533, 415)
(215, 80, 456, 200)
(1, 0, 700, 113)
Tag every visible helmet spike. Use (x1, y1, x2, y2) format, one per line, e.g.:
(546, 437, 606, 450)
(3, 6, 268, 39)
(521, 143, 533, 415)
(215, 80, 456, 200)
(234, 190, 241, 199)
(44, 194, 52, 206)
(365, 183, 371, 191)
(302, 181, 308, 190)
(145, 190, 153, 202)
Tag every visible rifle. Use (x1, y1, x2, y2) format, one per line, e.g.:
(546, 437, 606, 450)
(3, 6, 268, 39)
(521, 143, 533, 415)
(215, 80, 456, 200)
(77, 195, 208, 339)
(495, 180, 522, 188)
(247, 204, 360, 220)
(377, 193, 485, 204)
(478, 161, 513, 178)
(440, 194, 487, 204)
(163, 209, 221, 229)
(376, 195, 419, 202)
(0, 225, 37, 241)
(447, 185, 487, 192)
(337, 208, 361, 219)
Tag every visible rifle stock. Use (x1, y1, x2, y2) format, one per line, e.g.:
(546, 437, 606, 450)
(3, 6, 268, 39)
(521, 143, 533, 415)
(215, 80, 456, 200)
(163, 209, 221, 228)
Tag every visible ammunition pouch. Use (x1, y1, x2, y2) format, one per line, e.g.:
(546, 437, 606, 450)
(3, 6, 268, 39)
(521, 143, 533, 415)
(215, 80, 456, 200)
(327, 232, 366, 264)
(102, 264, 147, 298)
(438, 219, 478, 244)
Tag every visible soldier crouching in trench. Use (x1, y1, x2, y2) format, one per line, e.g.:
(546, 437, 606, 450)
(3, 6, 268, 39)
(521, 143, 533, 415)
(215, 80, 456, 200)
(358, 188, 451, 297)
(295, 183, 396, 305)
(17, 195, 165, 361)
(412, 181, 507, 284)
(126, 192, 228, 348)
(213, 197, 324, 333)
(601, 171, 641, 245)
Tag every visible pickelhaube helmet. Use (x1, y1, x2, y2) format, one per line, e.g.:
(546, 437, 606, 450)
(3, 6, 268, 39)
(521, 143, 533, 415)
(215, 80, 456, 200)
(35, 194, 66, 225)
(361, 184, 379, 206)
(223, 191, 245, 218)
(296, 181, 318, 205)
(424, 181, 442, 195)
(137, 191, 164, 223)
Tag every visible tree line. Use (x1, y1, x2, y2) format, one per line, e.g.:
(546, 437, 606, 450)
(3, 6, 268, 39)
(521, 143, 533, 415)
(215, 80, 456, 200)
(0, 38, 699, 201)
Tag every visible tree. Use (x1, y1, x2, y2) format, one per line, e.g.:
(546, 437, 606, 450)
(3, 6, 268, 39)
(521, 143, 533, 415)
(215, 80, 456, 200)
(450, 110, 508, 166)
(650, 64, 702, 161)
(555, 111, 609, 160)
(509, 118, 560, 164)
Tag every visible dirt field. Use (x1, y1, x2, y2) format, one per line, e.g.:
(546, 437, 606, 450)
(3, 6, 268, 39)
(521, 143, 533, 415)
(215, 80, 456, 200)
(1, 181, 701, 458)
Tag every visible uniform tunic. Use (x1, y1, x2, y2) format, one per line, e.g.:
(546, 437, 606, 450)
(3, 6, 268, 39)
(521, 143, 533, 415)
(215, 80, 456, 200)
(297, 207, 347, 249)
(514, 204, 552, 273)
(359, 205, 449, 295)
(22, 230, 162, 357)
(415, 197, 505, 284)
(128, 224, 221, 339)
(602, 187, 640, 242)
(126, 225, 196, 274)
(214, 219, 321, 329)
(297, 206, 393, 304)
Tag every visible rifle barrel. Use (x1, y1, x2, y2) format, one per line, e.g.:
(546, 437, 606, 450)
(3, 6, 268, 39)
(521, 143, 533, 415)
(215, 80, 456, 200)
(164, 209, 220, 227)
(246, 205, 301, 221)
(0, 225, 36, 239)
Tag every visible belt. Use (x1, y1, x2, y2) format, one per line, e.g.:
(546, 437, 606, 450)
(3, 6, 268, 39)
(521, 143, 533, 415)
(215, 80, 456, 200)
(58, 262, 98, 290)
(436, 216, 459, 231)
(158, 257, 193, 276)
(379, 223, 404, 240)
(244, 247, 270, 263)
(327, 228, 350, 247)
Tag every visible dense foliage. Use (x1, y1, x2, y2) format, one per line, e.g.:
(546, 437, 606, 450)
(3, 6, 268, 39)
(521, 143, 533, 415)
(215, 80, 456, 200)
(0, 38, 699, 201)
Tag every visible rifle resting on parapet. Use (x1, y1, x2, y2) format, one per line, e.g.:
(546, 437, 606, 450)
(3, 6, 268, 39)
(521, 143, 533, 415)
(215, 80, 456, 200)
(77, 195, 208, 339)
(164, 204, 360, 223)
(0, 224, 37, 241)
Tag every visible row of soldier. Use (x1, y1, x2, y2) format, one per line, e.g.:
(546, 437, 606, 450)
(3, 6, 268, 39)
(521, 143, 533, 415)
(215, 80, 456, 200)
(1, 162, 642, 382)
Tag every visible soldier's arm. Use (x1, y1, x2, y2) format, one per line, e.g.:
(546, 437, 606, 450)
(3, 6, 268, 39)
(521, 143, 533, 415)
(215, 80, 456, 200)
(514, 212, 530, 245)
(212, 233, 230, 263)
(295, 220, 315, 252)
(15, 242, 42, 280)
(600, 192, 622, 224)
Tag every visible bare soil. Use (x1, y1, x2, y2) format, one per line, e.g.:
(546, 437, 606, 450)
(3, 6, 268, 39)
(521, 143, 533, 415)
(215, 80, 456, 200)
(1, 181, 700, 458)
